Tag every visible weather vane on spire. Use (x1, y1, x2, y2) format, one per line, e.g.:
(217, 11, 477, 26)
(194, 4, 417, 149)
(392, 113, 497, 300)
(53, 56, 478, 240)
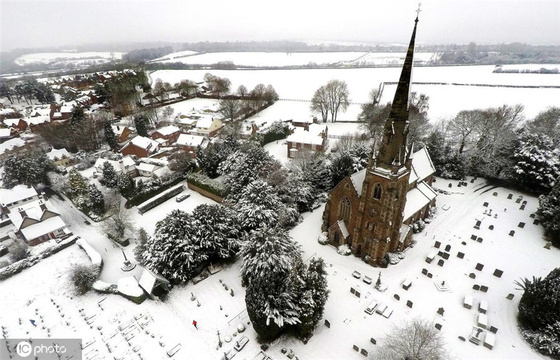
(415, 2, 422, 22)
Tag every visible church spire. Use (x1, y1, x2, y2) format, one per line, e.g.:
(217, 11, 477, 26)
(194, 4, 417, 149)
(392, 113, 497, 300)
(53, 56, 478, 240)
(375, 10, 419, 173)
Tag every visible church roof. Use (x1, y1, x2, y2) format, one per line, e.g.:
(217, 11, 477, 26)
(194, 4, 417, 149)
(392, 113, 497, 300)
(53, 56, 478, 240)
(350, 169, 367, 196)
(409, 147, 436, 184)
(403, 181, 437, 221)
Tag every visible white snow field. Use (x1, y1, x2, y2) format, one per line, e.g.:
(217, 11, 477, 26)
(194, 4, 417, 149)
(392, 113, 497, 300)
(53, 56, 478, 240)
(151, 65, 560, 122)
(149, 51, 441, 67)
(0, 176, 557, 360)
(14, 52, 124, 67)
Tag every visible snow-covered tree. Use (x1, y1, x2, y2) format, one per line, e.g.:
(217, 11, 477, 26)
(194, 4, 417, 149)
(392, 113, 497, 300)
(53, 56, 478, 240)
(103, 121, 118, 149)
(511, 131, 560, 193)
(374, 317, 448, 360)
(196, 137, 239, 178)
(295, 257, 330, 338)
(134, 228, 149, 262)
(88, 183, 105, 216)
(142, 210, 207, 282)
(100, 161, 118, 188)
(116, 172, 135, 198)
(329, 151, 354, 187)
(134, 115, 149, 137)
(537, 179, 560, 246)
(241, 226, 302, 340)
(220, 141, 277, 196)
(46, 171, 69, 195)
(191, 204, 242, 261)
(67, 168, 89, 199)
(1, 150, 52, 187)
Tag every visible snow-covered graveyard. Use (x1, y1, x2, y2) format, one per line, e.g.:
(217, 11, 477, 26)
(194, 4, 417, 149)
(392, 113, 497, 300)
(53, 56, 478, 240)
(1, 173, 557, 360)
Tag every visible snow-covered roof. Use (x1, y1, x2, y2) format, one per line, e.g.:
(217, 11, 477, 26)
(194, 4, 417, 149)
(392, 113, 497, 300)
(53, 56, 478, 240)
(138, 267, 170, 294)
(20, 216, 66, 241)
(336, 220, 350, 238)
(117, 277, 144, 297)
(121, 156, 136, 168)
(46, 148, 72, 161)
(0, 185, 38, 207)
(26, 116, 50, 125)
(94, 158, 123, 173)
(111, 125, 129, 136)
(176, 134, 205, 147)
(137, 162, 160, 173)
(403, 181, 437, 221)
(399, 224, 411, 243)
(410, 147, 436, 183)
(3, 118, 22, 127)
(196, 117, 215, 129)
(129, 136, 159, 151)
(154, 125, 180, 136)
(0, 128, 11, 138)
(286, 124, 327, 146)
(350, 169, 367, 196)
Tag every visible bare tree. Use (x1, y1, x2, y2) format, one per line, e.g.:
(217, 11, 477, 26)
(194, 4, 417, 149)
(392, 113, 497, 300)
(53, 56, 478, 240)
(358, 84, 388, 139)
(373, 317, 449, 360)
(218, 98, 242, 122)
(448, 109, 485, 154)
(237, 84, 248, 98)
(311, 80, 350, 123)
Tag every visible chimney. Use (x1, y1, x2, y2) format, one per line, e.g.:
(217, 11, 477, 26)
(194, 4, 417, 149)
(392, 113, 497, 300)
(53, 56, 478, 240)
(39, 201, 47, 212)
(18, 208, 27, 218)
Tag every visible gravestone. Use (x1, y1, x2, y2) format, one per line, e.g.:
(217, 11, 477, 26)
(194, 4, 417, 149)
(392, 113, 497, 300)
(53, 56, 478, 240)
(469, 273, 476, 279)
(483, 202, 489, 207)
(427, 273, 433, 278)
(507, 194, 513, 200)
(360, 349, 368, 357)
(518, 222, 525, 228)
(448, 183, 452, 188)
(492, 192, 498, 196)
(516, 196, 522, 204)
(493, 269, 503, 278)
(509, 230, 515, 237)
(471, 234, 477, 241)
(473, 284, 480, 291)
(462, 241, 467, 245)
(534, 219, 540, 225)
(442, 252, 450, 260)
(530, 213, 535, 218)
(437, 259, 445, 267)
(474, 221, 481, 230)
(406, 300, 413, 308)
(422, 268, 428, 275)
(522, 200, 527, 205)
(457, 252, 465, 259)
(355, 291, 361, 298)
(545, 242, 552, 250)
(506, 293, 514, 300)
(475, 263, 484, 271)
(459, 336, 466, 341)
(435, 323, 442, 330)
(445, 244, 451, 252)
(489, 225, 494, 230)
(350, 287, 356, 294)
(470, 179, 475, 183)
(438, 251, 444, 257)
(394, 294, 400, 301)
(370, 338, 376, 345)
(480, 285, 489, 293)
(353, 345, 359, 352)
(477, 237, 483, 243)
(324, 320, 330, 328)
(520, 205, 526, 210)
(434, 241, 441, 248)
(437, 307, 445, 316)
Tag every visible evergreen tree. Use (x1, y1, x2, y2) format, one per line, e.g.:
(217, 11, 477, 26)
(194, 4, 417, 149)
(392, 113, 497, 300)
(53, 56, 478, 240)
(241, 226, 302, 341)
(329, 151, 354, 187)
(100, 161, 118, 188)
(142, 210, 207, 282)
(134, 115, 149, 137)
(191, 204, 241, 261)
(537, 179, 560, 246)
(68, 169, 89, 199)
(104, 121, 118, 149)
(1, 150, 52, 187)
(134, 228, 149, 262)
(116, 172, 135, 198)
(88, 183, 105, 216)
(297, 258, 329, 337)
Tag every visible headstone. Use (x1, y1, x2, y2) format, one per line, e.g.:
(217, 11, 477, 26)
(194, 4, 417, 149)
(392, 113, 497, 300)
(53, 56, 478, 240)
(507, 194, 513, 200)
(474, 221, 481, 230)
(509, 230, 515, 237)
(516, 197, 522, 204)
(477, 237, 483, 243)
(471, 234, 477, 241)
(473, 284, 480, 291)
(530, 213, 536, 218)
(518, 222, 525, 228)
(350, 287, 356, 294)
(324, 320, 330, 328)
(462, 241, 467, 245)
(506, 293, 514, 300)
(406, 300, 413, 308)
(437, 259, 445, 267)
(435, 323, 442, 330)
(438, 251, 445, 257)
(448, 183, 452, 188)
(489, 326, 498, 334)
(353, 345, 359, 352)
(442, 252, 450, 260)
(445, 244, 451, 252)
(480, 285, 489, 293)
(492, 192, 498, 197)
(470, 179, 475, 183)
(360, 348, 368, 357)
(457, 252, 465, 259)
(522, 200, 527, 205)
(434, 241, 441, 248)
(475, 263, 484, 271)
(422, 268, 428, 275)
(427, 273, 433, 279)
(534, 219, 540, 225)
(437, 307, 445, 316)
(520, 205, 525, 210)
(469, 273, 476, 279)
(489, 225, 494, 230)
(370, 338, 377, 345)
(394, 294, 400, 301)
(545, 242, 552, 249)
(355, 291, 361, 298)
(483, 202, 489, 207)
(459, 336, 466, 341)
(493, 269, 503, 278)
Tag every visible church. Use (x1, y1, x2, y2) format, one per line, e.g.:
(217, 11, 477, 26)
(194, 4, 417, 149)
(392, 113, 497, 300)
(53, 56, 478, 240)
(321, 14, 437, 266)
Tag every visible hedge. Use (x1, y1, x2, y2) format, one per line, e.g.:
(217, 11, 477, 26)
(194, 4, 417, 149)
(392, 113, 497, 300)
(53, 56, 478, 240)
(186, 172, 228, 199)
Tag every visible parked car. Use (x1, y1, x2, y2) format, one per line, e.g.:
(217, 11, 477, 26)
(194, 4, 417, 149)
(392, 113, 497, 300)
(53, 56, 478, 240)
(176, 194, 191, 202)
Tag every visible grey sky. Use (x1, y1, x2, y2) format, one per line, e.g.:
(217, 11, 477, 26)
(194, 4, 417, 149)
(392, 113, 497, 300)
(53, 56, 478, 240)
(1, 0, 559, 51)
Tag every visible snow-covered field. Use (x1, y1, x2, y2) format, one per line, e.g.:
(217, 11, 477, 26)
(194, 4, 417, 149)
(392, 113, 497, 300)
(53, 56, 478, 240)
(151, 65, 560, 121)
(150, 51, 441, 67)
(1, 176, 557, 360)
(14, 52, 123, 67)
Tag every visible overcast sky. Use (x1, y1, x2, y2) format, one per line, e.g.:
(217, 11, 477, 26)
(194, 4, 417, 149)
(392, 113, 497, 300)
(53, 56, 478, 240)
(1, 0, 559, 51)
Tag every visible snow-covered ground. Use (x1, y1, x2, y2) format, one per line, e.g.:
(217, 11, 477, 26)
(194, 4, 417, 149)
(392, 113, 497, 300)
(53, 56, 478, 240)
(14, 52, 124, 66)
(150, 65, 560, 122)
(1, 176, 557, 359)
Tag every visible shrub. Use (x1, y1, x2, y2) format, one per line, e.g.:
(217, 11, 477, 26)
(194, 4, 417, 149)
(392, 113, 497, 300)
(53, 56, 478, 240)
(187, 172, 228, 198)
(70, 264, 100, 295)
(9, 242, 30, 263)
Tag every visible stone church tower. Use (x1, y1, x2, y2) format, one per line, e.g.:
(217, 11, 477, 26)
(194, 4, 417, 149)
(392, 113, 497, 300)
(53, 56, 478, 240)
(322, 14, 437, 266)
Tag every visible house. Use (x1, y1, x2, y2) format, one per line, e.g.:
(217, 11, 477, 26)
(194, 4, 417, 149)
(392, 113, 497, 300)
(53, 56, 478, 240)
(3, 118, 28, 132)
(137, 162, 162, 177)
(46, 148, 74, 167)
(321, 15, 436, 266)
(111, 125, 132, 143)
(286, 124, 328, 158)
(10, 202, 70, 246)
(50, 104, 73, 122)
(151, 125, 182, 146)
(138, 267, 170, 297)
(175, 134, 206, 158)
(0, 137, 27, 161)
(292, 117, 318, 128)
(93, 156, 137, 177)
(0, 185, 41, 216)
(191, 117, 223, 138)
(120, 136, 160, 158)
(0, 128, 13, 142)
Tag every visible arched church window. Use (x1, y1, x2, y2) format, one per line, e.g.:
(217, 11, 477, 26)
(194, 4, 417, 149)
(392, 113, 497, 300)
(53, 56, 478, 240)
(373, 183, 382, 200)
(338, 197, 351, 221)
